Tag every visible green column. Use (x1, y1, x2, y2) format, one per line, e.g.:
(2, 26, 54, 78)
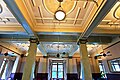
(79, 39, 92, 80)
(22, 39, 38, 80)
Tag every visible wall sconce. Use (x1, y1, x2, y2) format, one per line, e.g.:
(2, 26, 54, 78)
(94, 51, 112, 59)
(54, 0, 66, 21)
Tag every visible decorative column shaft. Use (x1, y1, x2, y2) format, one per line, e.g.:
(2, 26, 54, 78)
(79, 39, 92, 80)
(22, 38, 38, 80)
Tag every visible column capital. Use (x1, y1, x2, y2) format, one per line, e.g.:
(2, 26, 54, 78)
(68, 56, 72, 59)
(43, 56, 48, 58)
(29, 38, 39, 44)
(77, 39, 88, 45)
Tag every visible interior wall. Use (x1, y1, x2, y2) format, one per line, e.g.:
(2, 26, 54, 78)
(16, 57, 26, 73)
(102, 42, 120, 73)
(38, 57, 47, 73)
(90, 37, 120, 73)
(67, 58, 77, 73)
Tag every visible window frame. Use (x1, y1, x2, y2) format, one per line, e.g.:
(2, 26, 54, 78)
(108, 58, 120, 73)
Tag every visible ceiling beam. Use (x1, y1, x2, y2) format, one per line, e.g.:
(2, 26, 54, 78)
(0, 26, 120, 35)
(0, 35, 112, 44)
(78, 0, 118, 40)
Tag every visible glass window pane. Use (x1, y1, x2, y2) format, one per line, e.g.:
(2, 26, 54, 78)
(53, 63, 57, 64)
(58, 63, 63, 64)
(109, 58, 120, 72)
(112, 65, 115, 71)
(52, 72, 57, 78)
(58, 72, 63, 78)
(52, 65, 57, 71)
(99, 65, 103, 72)
(58, 65, 63, 71)
(114, 65, 120, 71)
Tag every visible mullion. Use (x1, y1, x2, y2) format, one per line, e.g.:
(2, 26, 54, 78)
(57, 63, 58, 78)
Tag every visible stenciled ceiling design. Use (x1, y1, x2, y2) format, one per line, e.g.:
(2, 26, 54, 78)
(43, 0, 76, 15)
(11, 42, 98, 57)
(43, 43, 74, 54)
(23, 0, 100, 28)
(12, 42, 42, 56)
(98, 2, 120, 31)
(0, 0, 20, 26)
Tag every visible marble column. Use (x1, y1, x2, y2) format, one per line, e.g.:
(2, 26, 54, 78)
(79, 39, 92, 80)
(22, 38, 38, 80)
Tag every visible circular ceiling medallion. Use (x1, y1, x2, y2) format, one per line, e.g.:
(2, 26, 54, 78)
(43, 0, 76, 15)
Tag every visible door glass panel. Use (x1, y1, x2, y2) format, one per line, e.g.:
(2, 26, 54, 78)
(52, 72, 57, 78)
(58, 65, 63, 71)
(52, 65, 57, 71)
(58, 71, 63, 78)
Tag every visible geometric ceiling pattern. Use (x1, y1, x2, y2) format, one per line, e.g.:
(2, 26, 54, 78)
(23, 0, 98, 28)
(0, 0, 20, 25)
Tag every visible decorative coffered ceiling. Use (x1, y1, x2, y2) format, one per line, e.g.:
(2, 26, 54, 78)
(22, 0, 105, 31)
(97, 2, 120, 31)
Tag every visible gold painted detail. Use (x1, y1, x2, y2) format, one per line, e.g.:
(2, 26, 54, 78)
(113, 4, 120, 19)
(43, 0, 76, 15)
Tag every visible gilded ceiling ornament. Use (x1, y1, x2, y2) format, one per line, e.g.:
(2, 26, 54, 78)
(113, 4, 120, 20)
(0, 4, 3, 14)
(42, 0, 77, 15)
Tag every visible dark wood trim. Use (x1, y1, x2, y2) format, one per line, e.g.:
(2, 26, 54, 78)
(103, 41, 120, 50)
(0, 45, 20, 55)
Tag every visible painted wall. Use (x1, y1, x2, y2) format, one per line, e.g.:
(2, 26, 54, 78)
(67, 58, 77, 73)
(90, 37, 120, 73)
(102, 42, 120, 73)
(38, 58, 47, 73)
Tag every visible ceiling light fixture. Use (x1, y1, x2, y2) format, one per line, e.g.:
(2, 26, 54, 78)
(54, 0, 66, 21)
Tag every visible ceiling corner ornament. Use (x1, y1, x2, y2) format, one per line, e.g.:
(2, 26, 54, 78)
(42, 0, 77, 15)
(0, 4, 3, 14)
(113, 4, 120, 20)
